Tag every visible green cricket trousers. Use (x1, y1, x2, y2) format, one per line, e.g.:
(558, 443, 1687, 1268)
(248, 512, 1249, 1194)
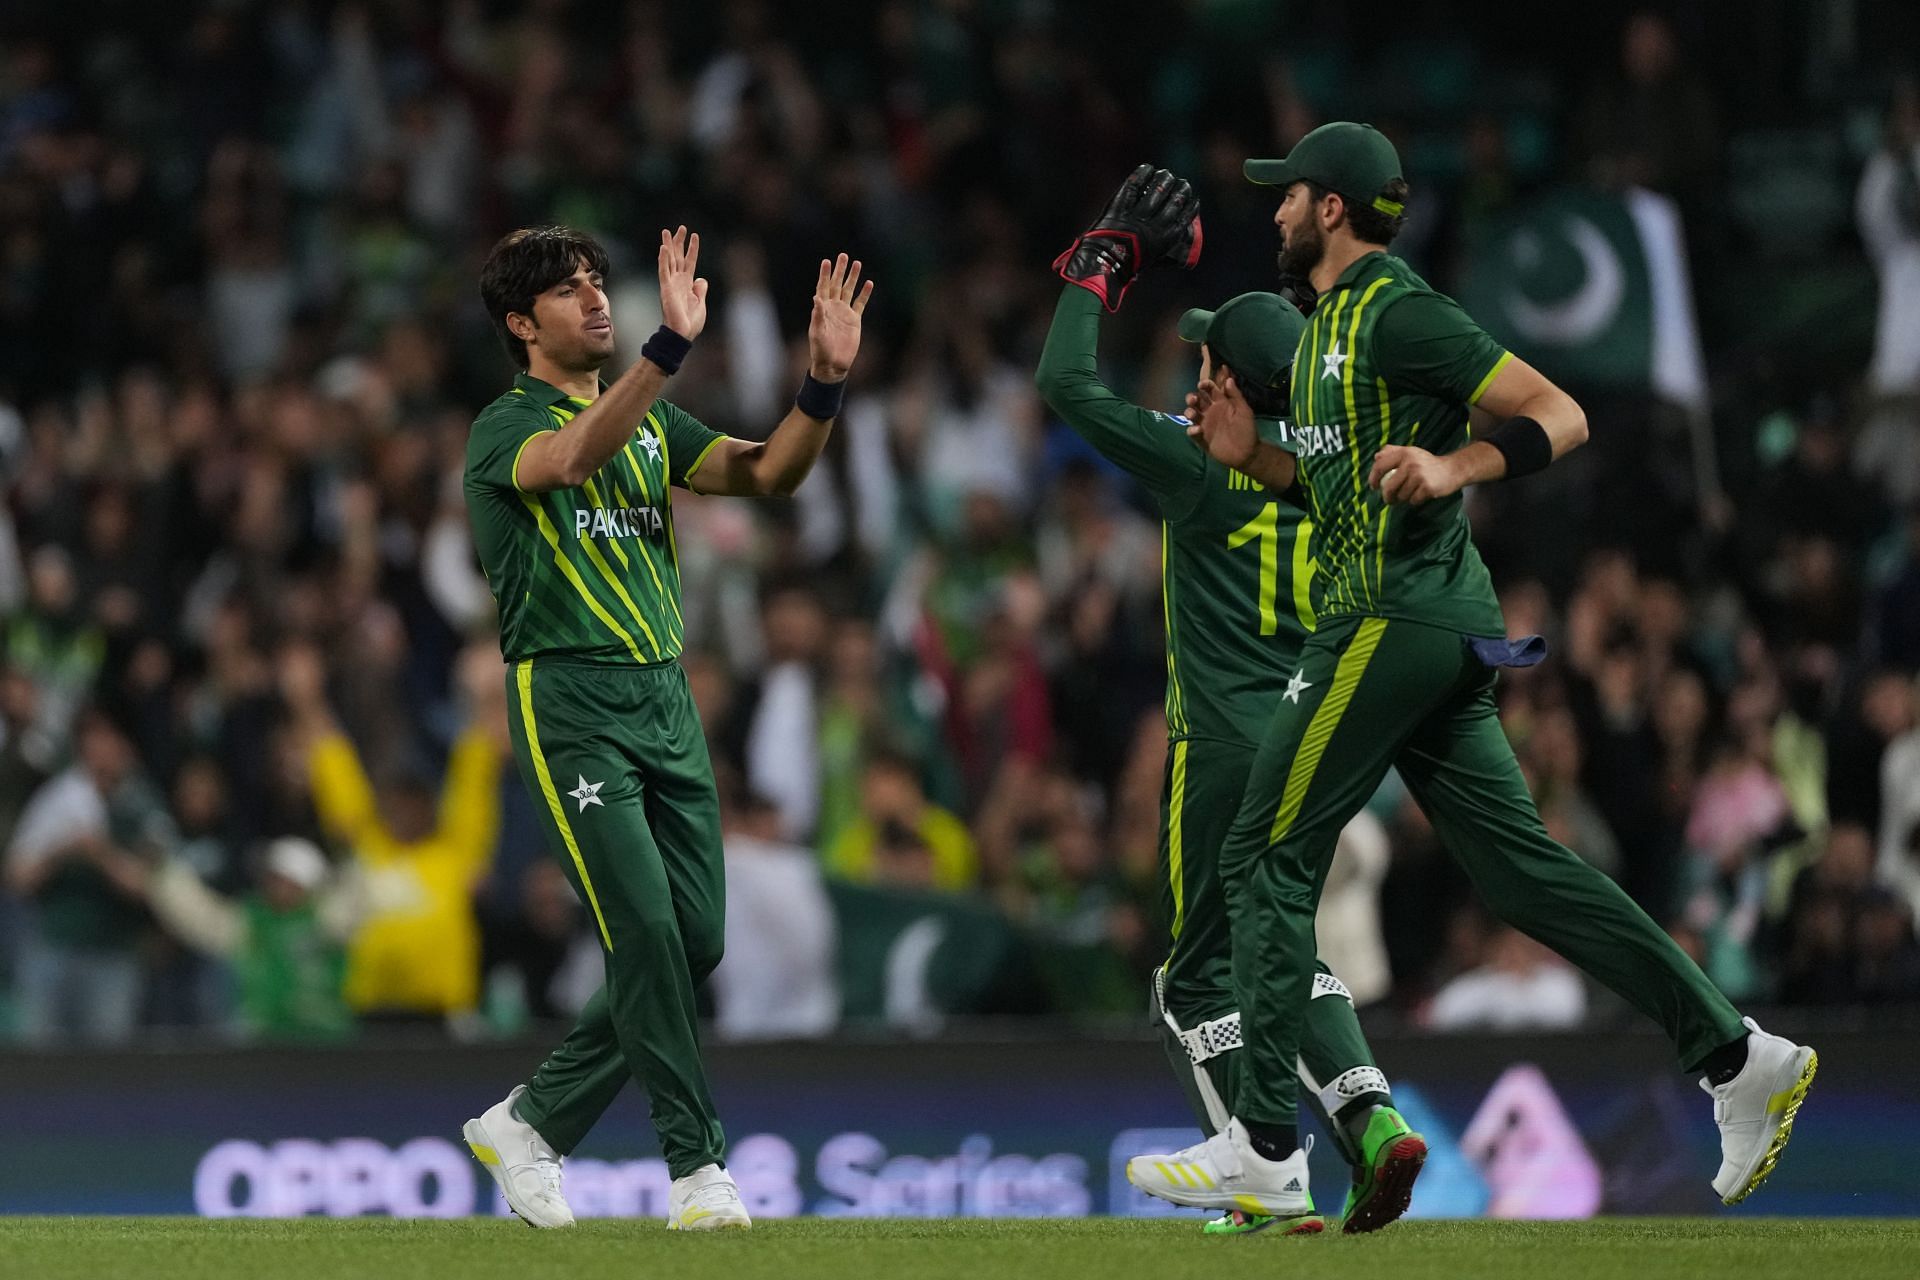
(1221, 616, 1746, 1126)
(1159, 736, 1387, 1153)
(502, 656, 726, 1177)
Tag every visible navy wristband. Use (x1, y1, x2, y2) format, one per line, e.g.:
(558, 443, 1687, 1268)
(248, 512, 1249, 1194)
(641, 326, 693, 375)
(795, 372, 846, 420)
(1486, 414, 1552, 479)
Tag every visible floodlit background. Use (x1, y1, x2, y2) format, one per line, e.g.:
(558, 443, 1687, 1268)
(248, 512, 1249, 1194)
(0, 0, 1917, 1220)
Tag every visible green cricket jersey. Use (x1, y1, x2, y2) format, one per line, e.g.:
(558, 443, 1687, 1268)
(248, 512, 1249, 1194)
(464, 372, 726, 665)
(1036, 287, 1316, 748)
(1288, 251, 1510, 637)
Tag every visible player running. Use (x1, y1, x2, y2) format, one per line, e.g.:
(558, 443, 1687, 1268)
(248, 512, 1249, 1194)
(1037, 166, 1425, 1236)
(1127, 123, 1815, 1220)
(459, 225, 872, 1231)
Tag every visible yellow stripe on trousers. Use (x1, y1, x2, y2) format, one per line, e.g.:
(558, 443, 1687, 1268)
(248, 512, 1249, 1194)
(516, 660, 614, 951)
(1268, 618, 1390, 844)
(1168, 740, 1190, 939)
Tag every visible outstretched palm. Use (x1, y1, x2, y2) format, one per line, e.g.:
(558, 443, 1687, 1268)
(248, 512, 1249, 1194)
(808, 253, 875, 381)
(1185, 376, 1257, 469)
(658, 226, 708, 340)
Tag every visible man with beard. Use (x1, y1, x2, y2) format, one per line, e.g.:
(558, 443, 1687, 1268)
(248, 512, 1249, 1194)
(1038, 166, 1425, 1235)
(1126, 123, 1816, 1220)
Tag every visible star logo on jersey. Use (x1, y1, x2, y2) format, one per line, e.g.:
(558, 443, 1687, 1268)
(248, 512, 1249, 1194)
(1321, 340, 1348, 380)
(1283, 670, 1313, 703)
(638, 431, 662, 462)
(568, 775, 605, 813)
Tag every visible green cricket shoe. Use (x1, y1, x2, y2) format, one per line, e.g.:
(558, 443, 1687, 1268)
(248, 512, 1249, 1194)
(1339, 1107, 1428, 1233)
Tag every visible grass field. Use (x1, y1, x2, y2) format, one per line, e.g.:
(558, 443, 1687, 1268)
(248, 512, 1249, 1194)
(10, 1217, 1919, 1280)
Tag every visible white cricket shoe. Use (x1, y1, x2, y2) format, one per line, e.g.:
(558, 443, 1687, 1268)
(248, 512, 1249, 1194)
(463, 1085, 575, 1228)
(1126, 1120, 1323, 1230)
(1703, 1016, 1817, 1205)
(668, 1163, 753, 1231)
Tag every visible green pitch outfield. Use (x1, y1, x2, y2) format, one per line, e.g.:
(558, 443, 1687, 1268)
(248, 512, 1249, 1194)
(11, 1218, 1919, 1280)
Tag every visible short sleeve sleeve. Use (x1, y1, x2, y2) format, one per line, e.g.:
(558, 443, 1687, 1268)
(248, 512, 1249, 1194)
(466, 399, 553, 493)
(1372, 292, 1514, 405)
(653, 400, 728, 489)
(1257, 416, 1301, 455)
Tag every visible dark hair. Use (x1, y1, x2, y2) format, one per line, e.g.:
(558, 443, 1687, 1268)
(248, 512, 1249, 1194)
(1236, 375, 1290, 418)
(1212, 353, 1290, 417)
(1307, 177, 1410, 247)
(479, 226, 612, 369)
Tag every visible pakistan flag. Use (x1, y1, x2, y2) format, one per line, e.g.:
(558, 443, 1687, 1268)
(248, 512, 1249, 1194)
(1459, 187, 1710, 414)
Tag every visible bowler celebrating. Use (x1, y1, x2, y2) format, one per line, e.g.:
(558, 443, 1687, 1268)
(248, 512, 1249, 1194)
(460, 225, 872, 1231)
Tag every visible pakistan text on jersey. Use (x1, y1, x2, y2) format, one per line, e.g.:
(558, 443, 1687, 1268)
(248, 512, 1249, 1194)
(1292, 423, 1349, 459)
(573, 505, 666, 539)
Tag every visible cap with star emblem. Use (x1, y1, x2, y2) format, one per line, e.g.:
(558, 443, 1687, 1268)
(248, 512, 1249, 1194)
(1176, 291, 1307, 394)
(1244, 121, 1406, 219)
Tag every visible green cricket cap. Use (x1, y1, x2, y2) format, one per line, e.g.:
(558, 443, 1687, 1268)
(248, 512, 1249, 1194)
(1176, 292, 1306, 392)
(1244, 121, 1405, 217)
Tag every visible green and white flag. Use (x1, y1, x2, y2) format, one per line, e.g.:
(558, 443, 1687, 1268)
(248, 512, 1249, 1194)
(1459, 186, 1710, 415)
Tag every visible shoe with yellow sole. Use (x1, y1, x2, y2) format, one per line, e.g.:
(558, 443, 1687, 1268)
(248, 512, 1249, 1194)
(1705, 1017, 1817, 1205)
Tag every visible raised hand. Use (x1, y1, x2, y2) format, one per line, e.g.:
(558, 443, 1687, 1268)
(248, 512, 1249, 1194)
(1184, 376, 1258, 469)
(808, 253, 875, 382)
(657, 226, 709, 340)
(1053, 164, 1202, 313)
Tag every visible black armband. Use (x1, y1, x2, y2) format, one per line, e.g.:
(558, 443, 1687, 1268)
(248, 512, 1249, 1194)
(1485, 415, 1552, 479)
(641, 326, 693, 375)
(795, 372, 847, 421)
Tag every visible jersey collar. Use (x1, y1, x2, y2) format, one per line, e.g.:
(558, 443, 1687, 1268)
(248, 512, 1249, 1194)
(1324, 249, 1389, 296)
(513, 372, 600, 408)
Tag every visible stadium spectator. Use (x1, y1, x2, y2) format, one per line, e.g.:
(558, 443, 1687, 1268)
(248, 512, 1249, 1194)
(1855, 74, 1920, 504)
(1577, 11, 1719, 215)
(277, 642, 504, 1023)
(1879, 690, 1920, 920)
(1318, 811, 1395, 1007)
(1779, 823, 1882, 1005)
(144, 835, 356, 1042)
(826, 750, 978, 893)
(742, 585, 828, 843)
(5, 710, 173, 1044)
(479, 860, 599, 1031)
(1427, 925, 1590, 1032)
(714, 783, 839, 1041)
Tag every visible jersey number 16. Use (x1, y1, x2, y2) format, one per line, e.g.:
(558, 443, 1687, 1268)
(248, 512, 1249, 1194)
(1228, 505, 1317, 635)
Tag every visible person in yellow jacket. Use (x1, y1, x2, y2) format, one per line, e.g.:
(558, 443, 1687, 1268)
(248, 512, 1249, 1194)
(279, 642, 507, 1019)
(824, 751, 978, 891)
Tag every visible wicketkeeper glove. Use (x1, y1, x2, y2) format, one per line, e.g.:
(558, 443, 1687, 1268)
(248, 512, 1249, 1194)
(1276, 273, 1318, 317)
(1053, 164, 1203, 312)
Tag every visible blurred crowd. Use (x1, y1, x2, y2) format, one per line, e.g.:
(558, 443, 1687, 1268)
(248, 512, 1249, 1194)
(2, 1, 1919, 1046)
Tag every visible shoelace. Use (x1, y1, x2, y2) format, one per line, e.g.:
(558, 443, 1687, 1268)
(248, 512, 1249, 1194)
(688, 1180, 743, 1210)
(511, 1155, 564, 1200)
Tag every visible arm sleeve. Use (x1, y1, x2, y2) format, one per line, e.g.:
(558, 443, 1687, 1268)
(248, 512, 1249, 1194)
(148, 861, 246, 956)
(1034, 287, 1207, 513)
(308, 732, 386, 855)
(1372, 292, 1514, 407)
(655, 400, 729, 489)
(434, 727, 504, 877)
(467, 400, 555, 493)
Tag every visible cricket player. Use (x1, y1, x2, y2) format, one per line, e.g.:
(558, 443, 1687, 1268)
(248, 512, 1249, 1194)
(1127, 123, 1816, 1219)
(459, 225, 872, 1230)
(1038, 166, 1425, 1235)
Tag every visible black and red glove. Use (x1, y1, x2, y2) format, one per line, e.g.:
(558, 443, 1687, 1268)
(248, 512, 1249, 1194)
(1053, 165, 1203, 312)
